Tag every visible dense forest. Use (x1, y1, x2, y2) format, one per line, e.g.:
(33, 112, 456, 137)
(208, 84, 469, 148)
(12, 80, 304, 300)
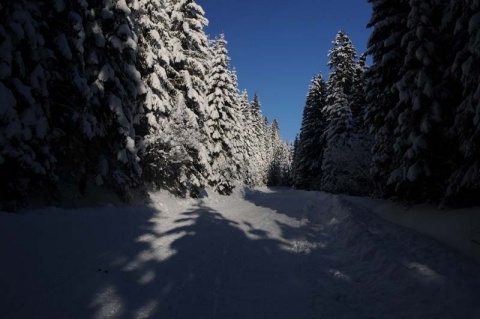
(1, 0, 479, 210)
(293, 0, 480, 206)
(0, 0, 292, 210)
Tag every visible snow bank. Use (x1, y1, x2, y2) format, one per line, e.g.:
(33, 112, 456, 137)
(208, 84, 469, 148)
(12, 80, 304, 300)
(303, 192, 480, 317)
(339, 195, 480, 264)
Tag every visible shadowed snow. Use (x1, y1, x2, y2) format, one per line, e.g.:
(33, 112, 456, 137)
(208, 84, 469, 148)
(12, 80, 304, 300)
(1, 187, 479, 319)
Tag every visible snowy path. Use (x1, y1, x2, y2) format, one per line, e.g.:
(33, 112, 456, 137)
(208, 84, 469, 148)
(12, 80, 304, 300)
(1, 187, 480, 319)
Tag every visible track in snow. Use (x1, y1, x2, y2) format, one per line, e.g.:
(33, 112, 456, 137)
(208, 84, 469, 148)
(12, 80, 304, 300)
(1, 187, 479, 319)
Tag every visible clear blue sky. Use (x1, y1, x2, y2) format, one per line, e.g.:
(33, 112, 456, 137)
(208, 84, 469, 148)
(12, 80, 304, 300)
(198, 0, 373, 142)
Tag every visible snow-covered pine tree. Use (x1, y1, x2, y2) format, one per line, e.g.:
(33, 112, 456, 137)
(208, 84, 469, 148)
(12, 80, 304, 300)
(291, 135, 300, 184)
(446, 0, 480, 204)
(238, 90, 256, 186)
(351, 53, 369, 126)
(293, 73, 327, 190)
(239, 90, 264, 186)
(365, 0, 411, 197)
(168, 0, 210, 119)
(142, 92, 207, 197)
(327, 30, 358, 101)
(282, 140, 295, 186)
(321, 84, 355, 193)
(229, 68, 252, 185)
(229, 68, 248, 184)
(135, 0, 174, 133)
(351, 53, 374, 194)
(77, 0, 144, 200)
(167, 0, 211, 192)
(250, 93, 262, 119)
(43, 0, 106, 197)
(262, 116, 273, 184)
(382, 0, 459, 201)
(321, 30, 371, 195)
(250, 93, 268, 185)
(205, 34, 243, 194)
(267, 119, 281, 185)
(134, 0, 202, 197)
(0, 1, 56, 208)
(267, 119, 292, 186)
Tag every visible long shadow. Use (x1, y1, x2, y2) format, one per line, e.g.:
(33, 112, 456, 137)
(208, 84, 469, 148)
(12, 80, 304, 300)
(4, 192, 480, 319)
(76, 200, 343, 319)
(244, 187, 480, 318)
(1, 199, 338, 319)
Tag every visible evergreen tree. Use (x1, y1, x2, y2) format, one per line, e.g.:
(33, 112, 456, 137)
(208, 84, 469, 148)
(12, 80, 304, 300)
(321, 31, 365, 194)
(238, 90, 258, 186)
(365, 0, 411, 196)
(168, 0, 210, 119)
(81, 0, 144, 199)
(293, 73, 327, 190)
(135, 0, 174, 133)
(267, 119, 292, 186)
(316, 30, 374, 195)
(0, 1, 56, 207)
(143, 92, 206, 197)
(321, 85, 355, 193)
(327, 30, 358, 99)
(205, 34, 242, 194)
(383, 0, 459, 201)
(134, 0, 204, 197)
(352, 53, 369, 125)
(167, 0, 211, 192)
(250, 93, 268, 185)
(446, 0, 480, 204)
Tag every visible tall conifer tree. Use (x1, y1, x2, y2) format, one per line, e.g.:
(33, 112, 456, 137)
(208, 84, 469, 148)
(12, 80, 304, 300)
(293, 73, 327, 189)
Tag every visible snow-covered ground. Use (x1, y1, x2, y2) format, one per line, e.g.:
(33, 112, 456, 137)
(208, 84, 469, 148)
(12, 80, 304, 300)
(1, 187, 479, 319)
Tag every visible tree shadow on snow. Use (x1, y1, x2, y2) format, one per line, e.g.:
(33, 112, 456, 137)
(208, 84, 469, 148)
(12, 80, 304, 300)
(78, 200, 343, 319)
(4, 191, 480, 319)
(0, 199, 342, 319)
(242, 187, 480, 319)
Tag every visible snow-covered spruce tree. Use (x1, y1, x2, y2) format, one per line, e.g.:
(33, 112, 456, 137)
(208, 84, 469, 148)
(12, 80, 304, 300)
(351, 53, 374, 193)
(267, 119, 281, 186)
(238, 90, 264, 186)
(230, 68, 254, 186)
(293, 73, 327, 190)
(46, 0, 145, 200)
(321, 30, 371, 195)
(134, 0, 173, 134)
(352, 53, 369, 126)
(229, 68, 249, 185)
(134, 0, 202, 197)
(250, 93, 269, 185)
(446, 0, 480, 204)
(291, 135, 300, 184)
(43, 0, 114, 198)
(327, 30, 358, 102)
(0, 1, 56, 208)
(75, 0, 144, 200)
(381, 0, 460, 201)
(166, 0, 211, 193)
(365, 0, 411, 197)
(267, 119, 292, 186)
(321, 85, 355, 193)
(142, 92, 207, 197)
(238, 90, 257, 186)
(205, 34, 243, 194)
(262, 116, 273, 184)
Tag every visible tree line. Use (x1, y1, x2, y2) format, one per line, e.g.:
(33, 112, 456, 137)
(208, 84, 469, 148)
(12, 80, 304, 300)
(2, 0, 479, 209)
(293, 0, 480, 206)
(0, 0, 291, 210)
